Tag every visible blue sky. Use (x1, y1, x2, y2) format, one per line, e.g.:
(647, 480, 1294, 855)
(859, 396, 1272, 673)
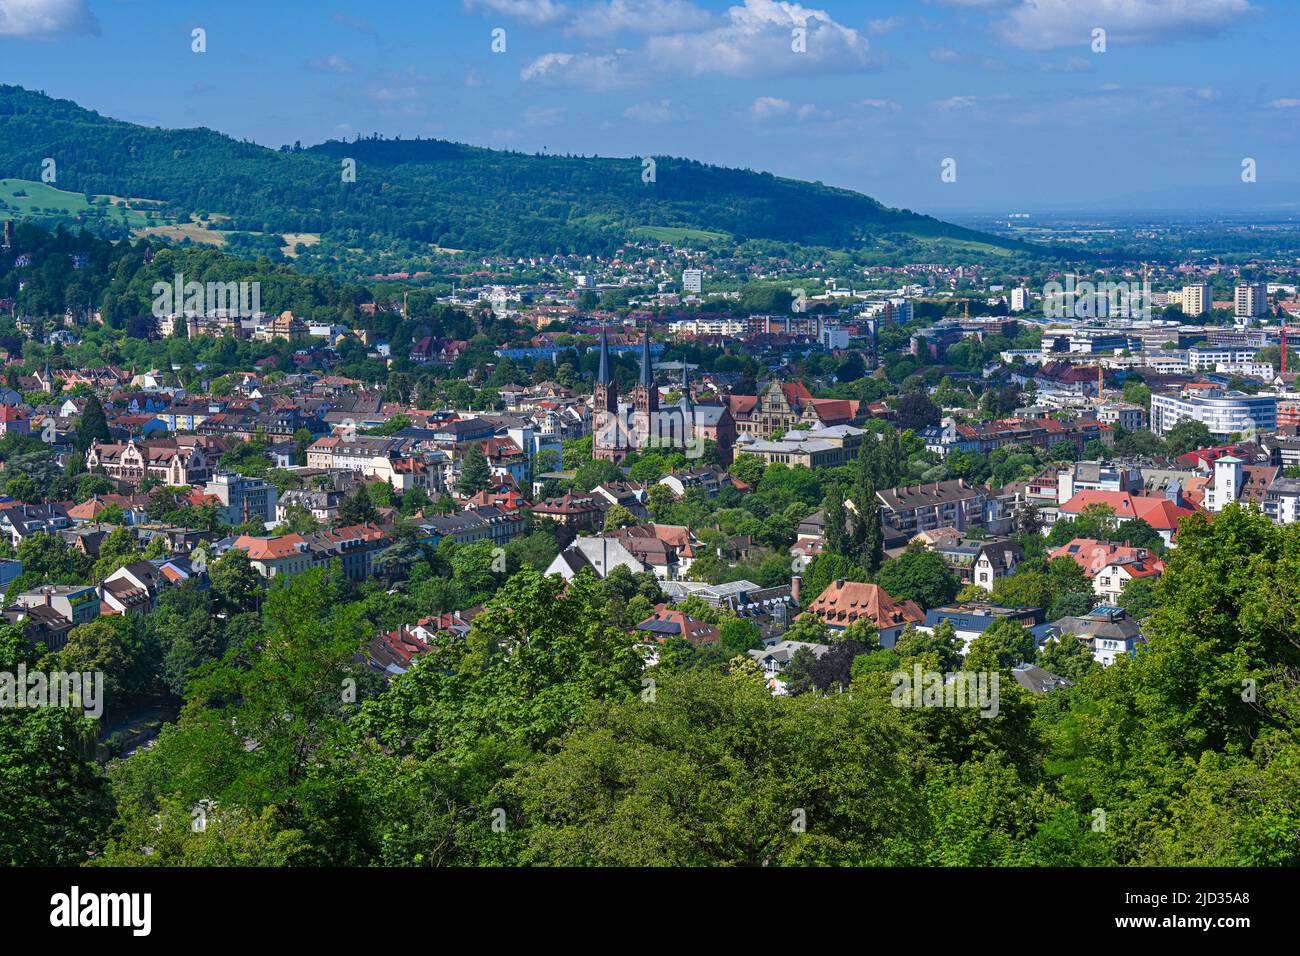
(1, 0, 1296, 213)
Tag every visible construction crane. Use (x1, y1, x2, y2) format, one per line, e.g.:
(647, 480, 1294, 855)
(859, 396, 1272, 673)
(1281, 324, 1300, 375)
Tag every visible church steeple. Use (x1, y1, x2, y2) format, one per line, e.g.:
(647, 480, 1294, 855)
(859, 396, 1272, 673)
(680, 362, 693, 413)
(592, 325, 619, 460)
(596, 325, 612, 385)
(638, 322, 654, 388)
(632, 322, 657, 416)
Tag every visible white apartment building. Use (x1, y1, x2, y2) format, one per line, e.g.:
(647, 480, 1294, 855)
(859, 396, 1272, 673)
(1235, 282, 1268, 319)
(667, 317, 744, 337)
(205, 473, 278, 525)
(1149, 388, 1277, 438)
(1010, 287, 1031, 313)
(820, 326, 850, 350)
(1187, 346, 1259, 370)
(681, 269, 703, 294)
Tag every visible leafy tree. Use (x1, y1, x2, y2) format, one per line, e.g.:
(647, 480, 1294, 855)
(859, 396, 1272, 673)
(895, 621, 963, 671)
(603, 504, 638, 532)
(810, 638, 871, 692)
(822, 485, 850, 558)
(209, 549, 262, 613)
(718, 618, 763, 655)
(964, 617, 1036, 671)
(457, 442, 492, 496)
(874, 545, 959, 611)
(74, 393, 110, 454)
(508, 668, 924, 865)
(1165, 418, 1213, 456)
(896, 392, 940, 431)
(0, 624, 113, 865)
(1118, 575, 1160, 619)
(1036, 634, 1099, 682)
(337, 485, 377, 526)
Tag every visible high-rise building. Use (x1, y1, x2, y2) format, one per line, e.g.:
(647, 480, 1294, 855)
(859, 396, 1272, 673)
(682, 269, 703, 294)
(1235, 282, 1268, 319)
(1181, 283, 1212, 317)
(1009, 287, 1031, 313)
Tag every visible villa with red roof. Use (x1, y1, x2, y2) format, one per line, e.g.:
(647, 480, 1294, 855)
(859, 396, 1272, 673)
(801, 580, 925, 646)
(0, 403, 28, 436)
(1049, 537, 1166, 603)
(1056, 490, 1198, 546)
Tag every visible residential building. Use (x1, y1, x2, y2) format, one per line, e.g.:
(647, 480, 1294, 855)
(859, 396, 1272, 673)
(801, 580, 924, 646)
(86, 438, 212, 486)
(1049, 606, 1144, 666)
(1056, 490, 1196, 546)
(1181, 283, 1212, 317)
(876, 479, 989, 536)
(1095, 401, 1146, 432)
(634, 603, 717, 648)
(735, 424, 865, 470)
(916, 603, 1049, 655)
(204, 473, 278, 525)
(230, 533, 316, 581)
(1235, 282, 1268, 320)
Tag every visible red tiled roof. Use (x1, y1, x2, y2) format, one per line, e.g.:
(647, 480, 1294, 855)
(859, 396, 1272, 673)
(803, 581, 924, 629)
(1058, 491, 1197, 533)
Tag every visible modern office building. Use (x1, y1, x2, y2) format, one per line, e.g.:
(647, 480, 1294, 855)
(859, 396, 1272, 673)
(1149, 387, 1276, 438)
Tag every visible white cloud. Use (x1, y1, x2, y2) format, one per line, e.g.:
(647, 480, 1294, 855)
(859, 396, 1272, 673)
(521, 0, 876, 89)
(520, 50, 637, 88)
(992, 0, 1253, 50)
(305, 54, 355, 74)
(929, 47, 961, 62)
(749, 95, 791, 120)
(867, 16, 905, 36)
(465, 0, 570, 26)
(796, 102, 831, 121)
(859, 98, 902, 111)
(0, 0, 98, 37)
(1268, 98, 1300, 109)
(936, 95, 977, 110)
(568, 0, 712, 37)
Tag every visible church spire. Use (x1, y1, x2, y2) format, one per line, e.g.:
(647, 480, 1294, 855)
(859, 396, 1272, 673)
(681, 361, 693, 412)
(638, 321, 654, 388)
(596, 325, 612, 385)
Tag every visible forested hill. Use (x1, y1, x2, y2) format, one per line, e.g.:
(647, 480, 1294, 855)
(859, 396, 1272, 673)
(0, 84, 1032, 257)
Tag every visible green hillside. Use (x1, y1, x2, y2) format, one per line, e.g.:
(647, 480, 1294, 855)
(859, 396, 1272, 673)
(0, 178, 170, 228)
(0, 84, 1037, 258)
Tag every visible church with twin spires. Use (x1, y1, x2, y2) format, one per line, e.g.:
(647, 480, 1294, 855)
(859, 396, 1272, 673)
(591, 324, 736, 466)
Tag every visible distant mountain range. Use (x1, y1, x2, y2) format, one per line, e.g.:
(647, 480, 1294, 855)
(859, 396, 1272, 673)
(0, 85, 1035, 259)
